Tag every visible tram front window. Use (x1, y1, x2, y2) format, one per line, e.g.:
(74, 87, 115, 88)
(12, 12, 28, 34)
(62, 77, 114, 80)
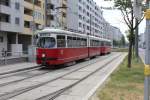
(37, 37, 56, 48)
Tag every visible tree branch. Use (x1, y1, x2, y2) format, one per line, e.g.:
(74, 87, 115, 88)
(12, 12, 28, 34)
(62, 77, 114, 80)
(133, 15, 145, 30)
(121, 9, 132, 29)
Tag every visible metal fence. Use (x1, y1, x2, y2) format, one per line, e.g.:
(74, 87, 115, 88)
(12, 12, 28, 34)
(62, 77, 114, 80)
(0, 51, 28, 65)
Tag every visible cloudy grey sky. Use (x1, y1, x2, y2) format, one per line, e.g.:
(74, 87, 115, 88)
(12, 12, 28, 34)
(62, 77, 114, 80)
(94, 0, 146, 35)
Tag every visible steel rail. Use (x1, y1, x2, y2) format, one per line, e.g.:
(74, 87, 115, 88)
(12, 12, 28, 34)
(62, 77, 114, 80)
(36, 54, 122, 100)
(0, 53, 117, 100)
(0, 54, 114, 88)
(0, 65, 42, 76)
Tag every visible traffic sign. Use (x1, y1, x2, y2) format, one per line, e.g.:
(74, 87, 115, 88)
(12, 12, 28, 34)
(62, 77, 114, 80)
(133, 0, 142, 20)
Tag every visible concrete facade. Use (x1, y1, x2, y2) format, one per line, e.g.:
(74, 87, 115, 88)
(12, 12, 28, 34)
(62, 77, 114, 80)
(112, 26, 123, 41)
(0, 0, 45, 55)
(24, 0, 45, 35)
(0, 0, 24, 55)
(0, 0, 24, 33)
(67, 0, 105, 37)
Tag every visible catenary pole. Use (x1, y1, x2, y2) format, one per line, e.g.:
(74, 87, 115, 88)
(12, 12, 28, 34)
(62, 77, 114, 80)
(135, 18, 139, 60)
(144, 0, 150, 100)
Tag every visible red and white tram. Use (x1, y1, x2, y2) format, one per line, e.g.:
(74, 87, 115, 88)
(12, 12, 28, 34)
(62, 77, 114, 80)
(36, 28, 111, 66)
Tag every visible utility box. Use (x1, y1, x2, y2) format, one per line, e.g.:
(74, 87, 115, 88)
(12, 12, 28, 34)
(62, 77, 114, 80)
(11, 44, 23, 56)
(28, 45, 36, 62)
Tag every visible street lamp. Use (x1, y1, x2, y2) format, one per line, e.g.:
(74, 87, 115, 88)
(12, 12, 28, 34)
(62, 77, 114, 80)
(45, 2, 67, 28)
(55, 6, 67, 28)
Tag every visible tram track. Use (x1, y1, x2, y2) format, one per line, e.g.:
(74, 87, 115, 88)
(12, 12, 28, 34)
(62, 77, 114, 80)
(0, 65, 42, 76)
(0, 53, 114, 88)
(0, 53, 120, 100)
(36, 54, 123, 100)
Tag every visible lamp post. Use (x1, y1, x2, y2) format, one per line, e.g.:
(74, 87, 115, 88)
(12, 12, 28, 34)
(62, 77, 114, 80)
(31, 0, 35, 46)
(55, 6, 67, 28)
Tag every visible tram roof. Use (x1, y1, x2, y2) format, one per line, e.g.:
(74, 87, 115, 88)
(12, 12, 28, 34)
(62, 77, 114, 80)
(38, 28, 88, 38)
(38, 28, 111, 42)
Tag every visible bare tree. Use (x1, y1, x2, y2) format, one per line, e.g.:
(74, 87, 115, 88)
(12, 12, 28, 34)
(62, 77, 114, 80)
(114, 0, 144, 68)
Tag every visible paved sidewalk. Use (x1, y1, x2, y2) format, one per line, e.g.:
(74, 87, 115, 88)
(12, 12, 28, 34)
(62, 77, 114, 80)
(0, 62, 38, 75)
(0, 55, 28, 66)
(139, 48, 145, 63)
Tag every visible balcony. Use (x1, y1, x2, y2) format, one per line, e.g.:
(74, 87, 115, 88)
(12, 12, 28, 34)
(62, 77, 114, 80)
(24, 1, 34, 10)
(24, 0, 42, 9)
(0, 4, 11, 15)
(0, 22, 11, 31)
(24, 14, 33, 21)
(62, 0, 67, 6)
(23, 28, 32, 35)
(0, 22, 22, 32)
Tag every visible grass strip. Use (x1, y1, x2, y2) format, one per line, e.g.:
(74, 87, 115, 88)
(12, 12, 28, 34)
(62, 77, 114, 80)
(98, 56, 144, 100)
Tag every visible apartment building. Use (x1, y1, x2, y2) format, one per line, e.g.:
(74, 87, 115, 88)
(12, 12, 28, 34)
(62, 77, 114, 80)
(0, 0, 45, 55)
(67, 0, 105, 37)
(23, 0, 45, 51)
(46, 0, 67, 28)
(112, 26, 123, 41)
(0, 0, 24, 54)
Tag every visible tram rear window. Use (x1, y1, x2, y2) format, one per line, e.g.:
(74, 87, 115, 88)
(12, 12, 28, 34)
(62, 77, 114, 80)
(37, 37, 56, 48)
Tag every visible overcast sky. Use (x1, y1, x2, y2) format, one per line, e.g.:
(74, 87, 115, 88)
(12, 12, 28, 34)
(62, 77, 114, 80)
(94, 0, 146, 35)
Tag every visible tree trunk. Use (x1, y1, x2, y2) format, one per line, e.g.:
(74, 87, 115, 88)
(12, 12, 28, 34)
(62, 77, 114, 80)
(132, 45, 135, 57)
(128, 41, 132, 68)
(128, 29, 134, 68)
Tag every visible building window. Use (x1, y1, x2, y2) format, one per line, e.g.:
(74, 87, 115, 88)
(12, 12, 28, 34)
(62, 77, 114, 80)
(79, 22, 82, 27)
(15, 17, 20, 25)
(15, 2, 20, 10)
(79, 14, 82, 19)
(87, 26, 90, 30)
(5, 15, 10, 23)
(50, 15, 54, 20)
(0, 37, 3, 43)
(86, 5, 89, 10)
(79, 6, 82, 10)
(62, 12, 66, 17)
(0, 0, 10, 6)
(47, 3, 54, 10)
(87, 12, 89, 16)
(24, 21, 30, 28)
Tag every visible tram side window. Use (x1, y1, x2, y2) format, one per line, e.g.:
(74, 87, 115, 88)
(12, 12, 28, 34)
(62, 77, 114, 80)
(57, 35, 66, 48)
(109, 42, 111, 46)
(90, 40, 93, 47)
(73, 37, 77, 47)
(67, 36, 77, 48)
(96, 40, 99, 47)
(81, 38, 87, 47)
(105, 42, 108, 46)
(77, 37, 81, 47)
(67, 36, 72, 47)
(85, 39, 87, 47)
(101, 41, 104, 46)
(99, 41, 101, 46)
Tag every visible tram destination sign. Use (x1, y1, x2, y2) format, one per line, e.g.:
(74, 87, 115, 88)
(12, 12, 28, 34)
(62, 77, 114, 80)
(39, 33, 51, 37)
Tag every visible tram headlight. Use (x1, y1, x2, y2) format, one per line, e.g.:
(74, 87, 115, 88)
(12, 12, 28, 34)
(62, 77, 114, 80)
(42, 53, 46, 58)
